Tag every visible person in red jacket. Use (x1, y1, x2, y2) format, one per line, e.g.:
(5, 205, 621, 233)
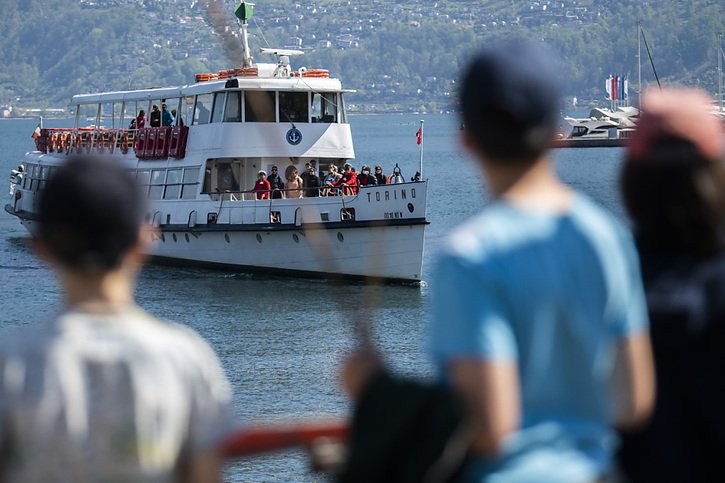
(332, 163, 358, 195)
(253, 170, 271, 200)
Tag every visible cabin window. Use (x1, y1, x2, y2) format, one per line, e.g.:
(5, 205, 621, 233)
(22, 164, 32, 189)
(193, 94, 213, 125)
(181, 167, 200, 199)
(339, 93, 347, 123)
(211, 93, 225, 123)
(216, 162, 240, 193)
(311, 93, 337, 123)
(149, 169, 166, 200)
(38, 166, 49, 191)
(245, 91, 275, 122)
(279, 92, 309, 123)
(137, 169, 151, 186)
(224, 91, 241, 122)
(163, 169, 182, 200)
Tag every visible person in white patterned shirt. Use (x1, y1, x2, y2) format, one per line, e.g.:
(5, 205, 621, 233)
(0, 156, 233, 483)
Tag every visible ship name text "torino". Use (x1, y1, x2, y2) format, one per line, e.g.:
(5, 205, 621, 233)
(366, 187, 416, 203)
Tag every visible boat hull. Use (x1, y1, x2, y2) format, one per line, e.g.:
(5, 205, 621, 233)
(6, 174, 428, 282)
(150, 221, 426, 282)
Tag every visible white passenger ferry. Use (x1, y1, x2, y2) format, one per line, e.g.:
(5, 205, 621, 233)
(5, 2, 428, 282)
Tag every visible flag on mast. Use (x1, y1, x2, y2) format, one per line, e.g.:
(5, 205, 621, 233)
(416, 126, 422, 145)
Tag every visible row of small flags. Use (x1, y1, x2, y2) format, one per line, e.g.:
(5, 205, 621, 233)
(605, 74, 628, 101)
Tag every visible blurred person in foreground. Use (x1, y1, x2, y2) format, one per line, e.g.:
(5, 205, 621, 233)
(617, 89, 725, 483)
(0, 157, 232, 482)
(429, 39, 654, 482)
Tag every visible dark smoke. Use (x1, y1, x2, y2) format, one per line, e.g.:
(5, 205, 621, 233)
(203, 0, 244, 65)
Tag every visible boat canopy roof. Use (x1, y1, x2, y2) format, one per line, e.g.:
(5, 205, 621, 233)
(72, 76, 344, 106)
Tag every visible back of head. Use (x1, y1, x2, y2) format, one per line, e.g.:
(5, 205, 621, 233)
(460, 38, 562, 163)
(622, 88, 725, 257)
(38, 156, 145, 272)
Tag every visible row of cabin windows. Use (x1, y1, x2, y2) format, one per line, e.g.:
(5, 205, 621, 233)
(138, 167, 200, 201)
(192, 91, 341, 125)
(18, 164, 200, 202)
(20, 163, 53, 192)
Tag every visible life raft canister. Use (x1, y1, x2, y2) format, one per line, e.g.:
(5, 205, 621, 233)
(293, 67, 330, 78)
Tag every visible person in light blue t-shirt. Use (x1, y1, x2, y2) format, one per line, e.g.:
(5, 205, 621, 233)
(430, 39, 655, 483)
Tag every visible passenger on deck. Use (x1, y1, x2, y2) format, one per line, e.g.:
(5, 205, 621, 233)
(357, 165, 377, 187)
(323, 164, 341, 196)
(0, 156, 233, 482)
(130, 110, 145, 129)
(332, 163, 358, 195)
(161, 104, 175, 127)
(253, 170, 271, 200)
(267, 166, 285, 199)
(387, 164, 405, 184)
(301, 163, 321, 197)
(617, 88, 725, 483)
(374, 165, 387, 185)
(172, 109, 184, 127)
(310, 159, 319, 176)
(285, 166, 304, 198)
(149, 105, 161, 127)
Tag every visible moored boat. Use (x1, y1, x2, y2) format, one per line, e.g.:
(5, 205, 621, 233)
(5, 2, 428, 282)
(552, 107, 638, 148)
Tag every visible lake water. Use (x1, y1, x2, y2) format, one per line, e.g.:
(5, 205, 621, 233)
(0, 114, 627, 481)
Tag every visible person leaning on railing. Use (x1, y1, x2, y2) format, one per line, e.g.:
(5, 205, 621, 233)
(253, 169, 271, 200)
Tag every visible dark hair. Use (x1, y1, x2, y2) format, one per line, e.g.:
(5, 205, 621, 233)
(460, 39, 561, 164)
(622, 134, 725, 257)
(38, 157, 145, 272)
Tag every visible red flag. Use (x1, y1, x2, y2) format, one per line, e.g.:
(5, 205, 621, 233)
(31, 126, 40, 140)
(416, 127, 422, 145)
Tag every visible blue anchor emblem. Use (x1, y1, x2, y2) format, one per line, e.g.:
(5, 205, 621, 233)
(286, 128, 302, 145)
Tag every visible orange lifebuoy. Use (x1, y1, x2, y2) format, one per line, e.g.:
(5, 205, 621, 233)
(59, 133, 67, 153)
(120, 133, 129, 154)
(107, 133, 116, 153)
(96, 133, 105, 153)
(48, 132, 58, 152)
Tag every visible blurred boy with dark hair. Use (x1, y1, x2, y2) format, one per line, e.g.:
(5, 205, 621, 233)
(0, 157, 232, 482)
(430, 39, 654, 481)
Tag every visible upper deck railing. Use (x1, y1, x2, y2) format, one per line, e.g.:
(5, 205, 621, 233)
(34, 126, 189, 160)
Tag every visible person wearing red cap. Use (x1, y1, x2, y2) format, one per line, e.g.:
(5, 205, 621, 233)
(618, 88, 725, 483)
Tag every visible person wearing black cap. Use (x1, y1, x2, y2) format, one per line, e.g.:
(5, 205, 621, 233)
(357, 165, 377, 187)
(617, 88, 725, 483)
(267, 165, 285, 199)
(0, 157, 232, 482)
(428, 39, 654, 482)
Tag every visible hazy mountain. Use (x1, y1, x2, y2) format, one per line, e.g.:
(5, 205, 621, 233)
(1, 0, 722, 112)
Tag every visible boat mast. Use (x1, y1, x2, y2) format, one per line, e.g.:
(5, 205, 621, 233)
(719, 32, 723, 112)
(235, 2, 254, 68)
(637, 22, 642, 108)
